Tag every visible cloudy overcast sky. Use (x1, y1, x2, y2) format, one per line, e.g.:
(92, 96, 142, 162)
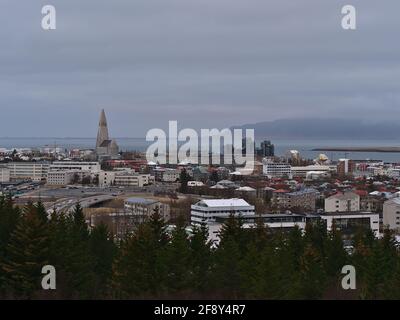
(0, 0, 399, 137)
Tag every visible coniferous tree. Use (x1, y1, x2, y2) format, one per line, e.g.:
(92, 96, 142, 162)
(1, 204, 49, 298)
(47, 211, 76, 297)
(213, 214, 245, 298)
(163, 215, 192, 296)
(292, 244, 327, 299)
(239, 242, 263, 298)
(304, 220, 327, 258)
(361, 229, 396, 299)
(351, 227, 375, 282)
(286, 226, 305, 271)
(89, 223, 117, 297)
(57, 203, 95, 298)
(35, 201, 48, 224)
(251, 215, 270, 250)
(0, 196, 21, 282)
(113, 207, 169, 298)
(325, 225, 347, 277)
(385, 255, 400, 299)
(190, 223, 212, 294)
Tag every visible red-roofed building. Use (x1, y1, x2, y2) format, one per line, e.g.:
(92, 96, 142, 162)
(273, 189, 290, 194)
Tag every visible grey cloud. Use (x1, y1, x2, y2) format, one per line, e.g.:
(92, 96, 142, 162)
(0, 0, 399, 137)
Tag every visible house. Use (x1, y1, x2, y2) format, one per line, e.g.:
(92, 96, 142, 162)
(325, 191, 360, 212)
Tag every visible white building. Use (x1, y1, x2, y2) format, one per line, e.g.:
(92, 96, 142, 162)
(305, 171, 331, 180)
(114, 172, 153, 187)
(383, 198, 400, 232)
(7, 162, 49, 181)
(50, 161, 101, 173)
(325, 191, 360, 212)
(291, 165, 336, 178)
(191, 198, 255, 225)
(99, 170, 116, 187)
(46, 170, 78, 186)
(262, 158, 292, 178)
(124, 197, 170, 221)
(319, 212, 380, 238)
(0, 165, 10, 183)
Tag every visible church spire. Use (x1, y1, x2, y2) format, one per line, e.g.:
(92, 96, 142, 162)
(96, 109, 109, 148)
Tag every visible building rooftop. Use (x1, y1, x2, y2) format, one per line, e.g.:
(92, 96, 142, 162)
(273, 189, 289, 193)
(235, 186, 256, 192)
(287, 188, 317, 196)
(291, 165, 334, 170)
(320, 211, 378, 217)
(195, 198, 252, 208)
(385, 197, 400, 205)
(327, 191, 359, 201)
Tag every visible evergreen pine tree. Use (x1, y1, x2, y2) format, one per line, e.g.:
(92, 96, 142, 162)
(325, 224, 347, 277)
(112, 207, 169, 298)
(189, 223, 212, 295)
(89, 222, 116, 297)
(60, 203, 95, 298)
(292, 244, 327, 299)
(213, 214, 245, 298)
(1, 204, 49, 298)
(163, 215, 192, 296)
(361, 229, 396, 299)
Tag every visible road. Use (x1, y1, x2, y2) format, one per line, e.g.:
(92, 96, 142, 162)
(46, 194, 116, 214)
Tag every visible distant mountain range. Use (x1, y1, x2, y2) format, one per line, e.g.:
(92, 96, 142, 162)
(231, 118, 400, 140)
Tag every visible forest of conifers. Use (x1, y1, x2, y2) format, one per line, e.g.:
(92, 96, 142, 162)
(0, 196, 399, 300)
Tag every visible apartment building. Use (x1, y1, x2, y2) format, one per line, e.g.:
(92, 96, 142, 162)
(383, 198, 400, 232)
(319, 211, 380, 238)
(50, 161, 101, 173)
(0, 165, 10, 183)
(114, 172, 153, 187)
(191, 198, 255, 225)
(325, 191, 360, 212)
(124, 197, 170, 221)
(272, 188, 317, 212)
(7, 162, 49, 181)
(46, 170, 78, 186)
(98, 170, 116, 187)
(337, 159, 355, 177)
(262, 158, 292, 178)
(291, 165, 336, 178)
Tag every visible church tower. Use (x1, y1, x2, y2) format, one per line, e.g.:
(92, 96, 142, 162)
(96, 109, 109, 148)
(95, 109, 119, 159)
